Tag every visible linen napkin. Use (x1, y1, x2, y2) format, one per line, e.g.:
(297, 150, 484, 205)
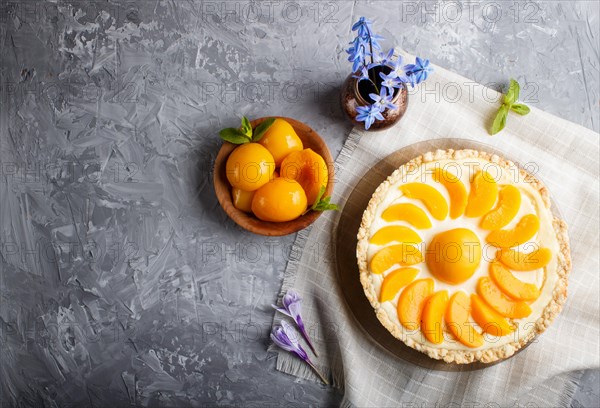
(271, 57, 600, 407)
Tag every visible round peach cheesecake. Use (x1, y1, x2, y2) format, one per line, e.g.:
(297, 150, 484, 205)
(357, 149, 571, 364)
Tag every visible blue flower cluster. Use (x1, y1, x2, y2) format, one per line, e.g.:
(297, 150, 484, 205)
(346, 17, 434, 129)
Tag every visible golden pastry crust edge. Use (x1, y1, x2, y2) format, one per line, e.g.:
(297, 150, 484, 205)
(356, 148, 572, 364)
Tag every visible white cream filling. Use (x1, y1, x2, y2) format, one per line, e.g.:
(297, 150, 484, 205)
(366, 158, 559, 351)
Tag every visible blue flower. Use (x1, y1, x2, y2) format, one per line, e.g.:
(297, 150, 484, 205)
(368, 33, 384, 51)
(379, 71, 403, 91)
(351, 17, 373, 37)
(405, 57, 434, 85)
(347, 36, 368, 57)
(368, 48, 395, 69)
(346, 36, 369, 72)
(356, 104, 384, 130)
(346, 18, 432, 98)
(389, 57, 410, 81)
(352, 66, 370, 81)
(346, 45, 363, 63)
(349, 56, 364, 73)
(369, 87, 397, 111)
(351, 17, 382, 49)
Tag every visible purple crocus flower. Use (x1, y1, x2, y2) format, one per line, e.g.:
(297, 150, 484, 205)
(271, 321, 308, 360)
(405, 57, 434, 85)
(272, 290, 318, 356)
(271, 321, 329, 384)
(355, 104, 384, 130)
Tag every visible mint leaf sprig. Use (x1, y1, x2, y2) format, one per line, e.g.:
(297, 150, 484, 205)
(219, 117, 276, 144)
(489, 79, 530, 135)
(310, 186, 339, 212)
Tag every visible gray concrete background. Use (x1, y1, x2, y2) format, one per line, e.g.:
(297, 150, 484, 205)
(1, 0, 598, 406)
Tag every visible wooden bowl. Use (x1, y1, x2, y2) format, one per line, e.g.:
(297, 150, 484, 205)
(213, 117, 335, 236)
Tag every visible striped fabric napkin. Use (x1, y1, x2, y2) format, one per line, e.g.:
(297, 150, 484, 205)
(271, 55, 599, 407)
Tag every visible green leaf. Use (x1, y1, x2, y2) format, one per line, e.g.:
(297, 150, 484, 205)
(488, 79, 529, 136)
(219, 128, 250, 144)
(511, 103, 530, 116)
(310, 186, 339, 212)
(314, 200, 340, 212)
(490, 104, 509, 135)
(252, 118, 276, 142)
(311, 186, 326, 211)
(503, 79, 520, 106)
(314, 197, 340, 211)
(241, 116, 253, 137)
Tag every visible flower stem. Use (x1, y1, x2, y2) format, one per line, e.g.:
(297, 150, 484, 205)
(361, 77, 379, 98)
(369, 78, 380, 95)
(366, 24, 374, 66)
(307, 360, 329, 385)
(300, 327, 318, 357)
(365, 25, 379, 94)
